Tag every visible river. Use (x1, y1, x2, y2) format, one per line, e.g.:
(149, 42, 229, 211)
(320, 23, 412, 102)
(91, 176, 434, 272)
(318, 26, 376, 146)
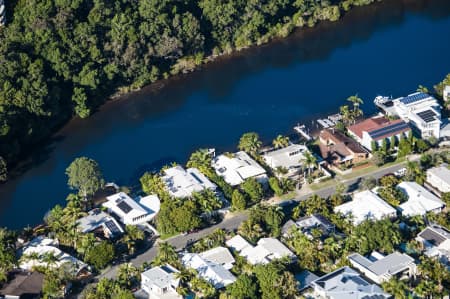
(1, 0, 450, 229)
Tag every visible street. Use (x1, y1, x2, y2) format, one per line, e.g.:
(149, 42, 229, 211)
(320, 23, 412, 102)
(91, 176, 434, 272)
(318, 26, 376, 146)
(95, 157, 414, 283)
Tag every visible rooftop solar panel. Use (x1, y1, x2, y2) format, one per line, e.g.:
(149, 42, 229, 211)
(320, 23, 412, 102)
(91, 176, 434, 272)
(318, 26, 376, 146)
(369, 122, 410, 139)
(117, 201, 132, 214)
(400, 92, 429, 105)
(417, 110, 437, 123)
(104, 220, 121, 234)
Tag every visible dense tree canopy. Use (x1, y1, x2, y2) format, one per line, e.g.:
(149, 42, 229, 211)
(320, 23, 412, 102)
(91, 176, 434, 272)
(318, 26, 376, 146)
(66, 157, 104, 199)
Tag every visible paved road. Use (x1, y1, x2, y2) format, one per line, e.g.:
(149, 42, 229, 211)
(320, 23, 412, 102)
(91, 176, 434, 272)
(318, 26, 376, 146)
(97, 157, 416, 282)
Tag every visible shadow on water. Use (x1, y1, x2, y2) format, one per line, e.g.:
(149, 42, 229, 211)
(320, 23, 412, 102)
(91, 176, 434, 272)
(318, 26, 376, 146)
(0, 0, 450, 228)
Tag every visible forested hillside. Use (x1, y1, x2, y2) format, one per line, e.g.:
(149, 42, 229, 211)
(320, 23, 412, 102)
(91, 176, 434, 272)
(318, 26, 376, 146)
(0, 0, 380, 176)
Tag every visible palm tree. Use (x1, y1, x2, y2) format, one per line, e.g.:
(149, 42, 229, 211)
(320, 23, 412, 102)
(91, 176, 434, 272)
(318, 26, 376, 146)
(122, 226, 145, 256)
(347, 95, 364, 123)
(187, 149, 214, 177)
(381, 277, 409, 299)
(76, 233, 96, 258)
(153, 242, 179, 266)
(339, 105, 352, 125)
(238, 132, 262, 158)
(117, 263, 139, 288)
(238, 220, 263, 243)
(272, 135, 289, 149)
(41, 251, 59, 269)
(301, 151, 317, 178)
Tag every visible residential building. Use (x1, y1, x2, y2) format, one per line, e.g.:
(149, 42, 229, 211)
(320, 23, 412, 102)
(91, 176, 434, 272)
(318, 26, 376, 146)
(319, 128, 369, 166)
(416, 224, 450, 265)
(390, 92, 442, 139)
(0, 271, 44, 299)
(141, 265, 182, 299)
(226, 236, 296, 265)
(334, 190, 397, 225)
(182, 252, 236, 289)
(76, 209, 124, 239)
(212, 151, 267, 186)
(262, 144, 310, 178)
(310, 266, 391, 299)
(444, 86, 450, 103)
(348, 251, 416, 284)
(199, 246, 235, 270)
(397, 181, 445, 217)
(0, 0, 5, 26)
(102, 192, 160, 225)
(347, 116, 411, 151)
(19, 237, 89, 278)
(162, 166, 217, 198)
(295, 270, 319, 292)
(282, 214, 335, 239)
(426, 164, 450, 193)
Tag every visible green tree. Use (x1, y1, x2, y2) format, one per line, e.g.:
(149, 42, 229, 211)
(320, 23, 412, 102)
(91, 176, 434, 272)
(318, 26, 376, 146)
(66, 157, 104, 199)
(85, 241, 115, 270)
(153, 242, 179, 267)
(122, 225, 145, 255)
(186, 149, 215, 177)
(238, 132, 262, 158)
(347, 94, 364, 123)
(140, 172, 170, 201)
(226, 274, 258, 299)
(269, 177, 283, 196)
(0, 156, 7, 182)
(231, 189, 247, 211)
(241, 178, 264, 203)
(272, 135, 289, 149)
(381, 277, 409, 299)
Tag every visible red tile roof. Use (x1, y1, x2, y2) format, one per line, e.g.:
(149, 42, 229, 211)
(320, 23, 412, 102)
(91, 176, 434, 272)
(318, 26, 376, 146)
(347, 117, 391, 139)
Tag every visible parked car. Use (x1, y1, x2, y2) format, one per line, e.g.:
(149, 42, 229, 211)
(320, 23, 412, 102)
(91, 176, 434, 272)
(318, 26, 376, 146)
(394, 167, 407, 177)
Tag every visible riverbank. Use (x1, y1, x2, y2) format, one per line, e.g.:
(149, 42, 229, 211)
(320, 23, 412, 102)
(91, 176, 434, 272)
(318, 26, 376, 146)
(0, 0, 409, 178)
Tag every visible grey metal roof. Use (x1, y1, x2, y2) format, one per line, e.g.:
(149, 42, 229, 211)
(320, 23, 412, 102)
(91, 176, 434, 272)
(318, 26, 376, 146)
(418, 226, 449, 246)
(350, 252, 414, 276)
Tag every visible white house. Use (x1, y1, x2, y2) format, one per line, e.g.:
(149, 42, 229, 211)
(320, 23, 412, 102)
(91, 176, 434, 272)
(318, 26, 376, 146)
(76, 209, 124, 239)
(212, 151, 267, 186)
(416, 224, 450, 266)
(19, 237, 89, 278)
(348, 251, 416, 284)
(347, 116, 411, 151)
(281, 214, 335, 239)
(141, 265, 182, 299)
(226, 236, 296, 265)
(199, 246, 235, 270)
(263, 144, 310, 177)
(182, 252, 236, 289)
(162, 166, 217, 198)
(102, 192, 160, 225)
(397, 181, 445, 217)
(427, 164, 450, 193)
(310, 266, 391, 299)
(444, 86, 450, 103)
(390, 92, 442, 139)
(334, 190, 397, 225)
(0, 0, 5, 26)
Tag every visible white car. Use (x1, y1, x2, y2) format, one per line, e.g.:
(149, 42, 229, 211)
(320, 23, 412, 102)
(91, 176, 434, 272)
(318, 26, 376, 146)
(394, 167, 407, 177)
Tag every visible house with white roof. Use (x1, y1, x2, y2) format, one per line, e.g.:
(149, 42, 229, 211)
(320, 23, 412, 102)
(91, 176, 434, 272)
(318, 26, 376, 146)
(226, 236, 296, 265)
(199, 246, 235, 270)
(0, 0, 5, 26)
(162, 166, 217, 198)
(263, 144, 310, 178)
(182, 251, 236, 289)
(19, 237, 89, 278)
(444, 86, 450, 103)
(348, 251, 416, 284)
(102, 192, 160, 225)
(416, 224, 450, 266)
(334, 190, 397, 225)
(426, 164, 450, 194)
(76, 209, 124, 239)
(397, 181, 445, 217)
(310, 266, 391, 299)
(212, 151, 267, 186)
(389, 92, 442, 139)
(281, 214, 335, 239)
(141, 264, 181, 299)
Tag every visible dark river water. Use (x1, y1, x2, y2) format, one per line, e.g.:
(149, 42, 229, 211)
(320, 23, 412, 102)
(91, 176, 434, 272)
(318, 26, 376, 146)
(1, 0, 450, 229)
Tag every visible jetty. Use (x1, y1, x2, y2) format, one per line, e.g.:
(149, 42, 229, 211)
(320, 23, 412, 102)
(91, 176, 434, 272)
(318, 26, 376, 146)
(294, 124, 312, 141)
(316, 113, 343, 128)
